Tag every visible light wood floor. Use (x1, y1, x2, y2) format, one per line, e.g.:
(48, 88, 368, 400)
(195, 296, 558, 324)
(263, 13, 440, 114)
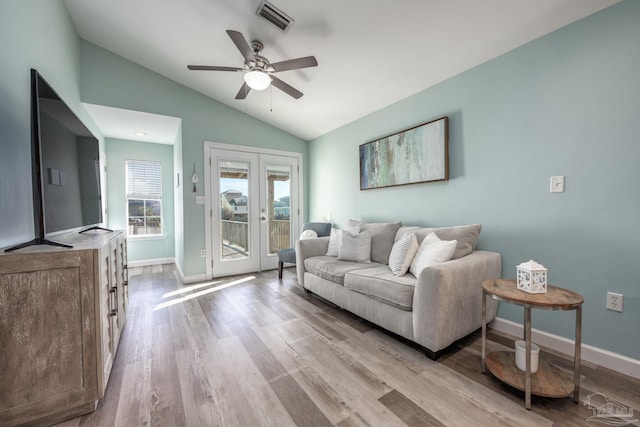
(56, 265, 639, 427)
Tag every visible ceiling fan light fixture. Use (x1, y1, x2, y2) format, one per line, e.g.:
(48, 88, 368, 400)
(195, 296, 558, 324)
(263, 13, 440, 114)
(244, 70, 271, 90)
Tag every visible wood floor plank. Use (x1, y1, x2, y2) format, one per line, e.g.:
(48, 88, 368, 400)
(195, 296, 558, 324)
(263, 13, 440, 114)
(213, 335, 297, 427)
(232, 326, 333, 426)
(379, 389, 447, 427)
(51, 265, 639, 427)
(149, 318, 187, 427)
(113, 358, 151, 427)
(262, 319, 408, 426)
(271, 333, 405, 426)
(335, 412, 374, 427)
(421, 363, 553, 426)
(255, 325, 355, 424)
(175, 348, 226, 427)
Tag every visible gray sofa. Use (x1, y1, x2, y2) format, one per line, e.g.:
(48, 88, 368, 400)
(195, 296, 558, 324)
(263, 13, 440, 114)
(295, 222, 501, 359)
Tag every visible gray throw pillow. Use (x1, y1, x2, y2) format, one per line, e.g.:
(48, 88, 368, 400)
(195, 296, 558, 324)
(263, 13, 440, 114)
(397, 224, 482, 260)
(326, 227, 359, 257)
(347, 220, 401, 264)
(337, 230, 372, 263)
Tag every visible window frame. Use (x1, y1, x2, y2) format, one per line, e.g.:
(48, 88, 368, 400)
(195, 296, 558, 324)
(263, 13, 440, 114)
(125, 160, 164, 238)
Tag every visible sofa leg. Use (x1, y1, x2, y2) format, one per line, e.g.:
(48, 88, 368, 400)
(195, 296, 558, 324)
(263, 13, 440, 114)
(424, 348, 442, 361)
(278, 261, 283, 279)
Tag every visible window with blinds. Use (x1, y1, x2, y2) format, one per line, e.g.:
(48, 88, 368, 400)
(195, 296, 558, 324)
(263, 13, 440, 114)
(126, 160, 163, 236)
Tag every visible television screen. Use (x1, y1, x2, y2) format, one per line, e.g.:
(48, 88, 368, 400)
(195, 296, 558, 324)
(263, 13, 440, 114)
(35, 72, 103, 235)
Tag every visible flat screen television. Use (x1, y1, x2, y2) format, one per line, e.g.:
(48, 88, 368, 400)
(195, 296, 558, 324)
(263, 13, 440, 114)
(5, 70, 107, 252)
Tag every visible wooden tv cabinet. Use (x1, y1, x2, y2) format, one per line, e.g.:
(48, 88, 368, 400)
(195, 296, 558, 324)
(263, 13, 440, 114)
(0, 230, 128, 426)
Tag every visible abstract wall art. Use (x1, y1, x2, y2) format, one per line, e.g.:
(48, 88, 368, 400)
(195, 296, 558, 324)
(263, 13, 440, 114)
(359, 116, 449, 190)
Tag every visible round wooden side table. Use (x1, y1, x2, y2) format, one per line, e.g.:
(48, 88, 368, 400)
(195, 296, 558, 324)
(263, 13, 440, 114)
(481, 279, 584, 409)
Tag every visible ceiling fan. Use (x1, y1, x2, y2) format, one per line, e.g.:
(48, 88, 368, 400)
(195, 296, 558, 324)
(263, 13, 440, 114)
(188, 30, 318, 100)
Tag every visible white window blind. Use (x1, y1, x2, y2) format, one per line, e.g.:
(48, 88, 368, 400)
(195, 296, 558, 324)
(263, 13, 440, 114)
(126, 160, 162, 198)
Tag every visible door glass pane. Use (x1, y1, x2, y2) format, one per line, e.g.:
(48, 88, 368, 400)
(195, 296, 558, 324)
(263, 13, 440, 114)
(266, 164, 291, 256)
(219, 160, 250, 260)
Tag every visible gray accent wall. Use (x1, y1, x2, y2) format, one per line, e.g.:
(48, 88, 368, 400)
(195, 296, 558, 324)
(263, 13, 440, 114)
(308, 1, 640, 359)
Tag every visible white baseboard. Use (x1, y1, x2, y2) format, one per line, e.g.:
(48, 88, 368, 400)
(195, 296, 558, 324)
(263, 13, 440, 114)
(182, 273, 207, 284)
(491, 317, 640, 379)
(174, 260, 185, 282)
(127, 257, 174, 268)
(128, 258, 203, 284)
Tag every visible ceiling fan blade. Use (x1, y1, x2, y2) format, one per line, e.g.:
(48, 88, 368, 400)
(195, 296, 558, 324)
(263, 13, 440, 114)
(271, 76, 303, 99)
(188, 65, 244, 72)
(235, 82, 251, 100)
(271, 56, 318, 73)
(226, 30, 255, 62)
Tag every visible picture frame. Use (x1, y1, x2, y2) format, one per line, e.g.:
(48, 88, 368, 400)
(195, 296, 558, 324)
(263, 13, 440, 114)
(359, 116, 449, 190)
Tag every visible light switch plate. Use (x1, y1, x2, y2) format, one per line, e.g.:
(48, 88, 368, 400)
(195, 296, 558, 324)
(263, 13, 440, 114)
(195, 195, 205, 205)
(550, 176, 565, 193)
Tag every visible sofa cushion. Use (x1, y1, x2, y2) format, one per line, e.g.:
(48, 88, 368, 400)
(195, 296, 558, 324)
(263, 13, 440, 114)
(344, 266, 416, 311)
(338, 230, 372, 263)
(388, 232, 419, 276)
(409, 232, 457, 277)
(326, 227, 359, 256)
(396, 224, 481, 260)
(347, 220, 402, 264)
(304, 256, 380, 285)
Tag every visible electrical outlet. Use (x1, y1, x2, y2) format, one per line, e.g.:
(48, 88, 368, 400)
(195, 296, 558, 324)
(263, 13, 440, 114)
(606, 292, 623, 312)
(200, 249, 206, 258)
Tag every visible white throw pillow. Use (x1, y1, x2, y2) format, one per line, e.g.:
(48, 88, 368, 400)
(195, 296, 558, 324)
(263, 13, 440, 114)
(326, 227, 359, 257)
(299, 229, 318, 240)
(388, 233, 419, 276)
(337, 230, 372, 263)
(409, 232, 457, 277)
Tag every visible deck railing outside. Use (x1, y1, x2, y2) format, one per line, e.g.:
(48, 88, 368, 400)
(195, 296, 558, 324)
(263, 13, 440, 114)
(221, 219, 291, 256)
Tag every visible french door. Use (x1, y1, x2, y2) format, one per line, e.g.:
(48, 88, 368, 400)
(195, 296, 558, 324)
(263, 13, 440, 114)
(204, 143, 301, 278)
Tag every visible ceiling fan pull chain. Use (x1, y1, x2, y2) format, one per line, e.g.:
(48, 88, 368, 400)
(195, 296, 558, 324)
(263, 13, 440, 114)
(270, 84, 273, 112)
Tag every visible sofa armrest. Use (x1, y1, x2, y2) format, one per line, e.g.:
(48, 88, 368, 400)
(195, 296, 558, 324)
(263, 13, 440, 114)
(295, 236, 330, 286)
(412, 250, 501, 352)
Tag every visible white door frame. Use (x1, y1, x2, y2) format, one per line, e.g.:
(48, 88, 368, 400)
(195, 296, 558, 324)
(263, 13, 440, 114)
(259, 154, 299, 270)
(203, 141, 303, 279)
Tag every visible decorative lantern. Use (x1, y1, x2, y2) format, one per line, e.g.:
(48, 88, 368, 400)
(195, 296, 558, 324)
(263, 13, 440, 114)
(517, 260, 548, 294)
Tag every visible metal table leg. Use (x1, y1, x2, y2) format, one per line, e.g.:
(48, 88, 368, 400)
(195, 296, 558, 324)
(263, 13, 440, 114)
(525, 306, 532, 410)
(481, 290, 487, 374)
(574, 305, 582, 403)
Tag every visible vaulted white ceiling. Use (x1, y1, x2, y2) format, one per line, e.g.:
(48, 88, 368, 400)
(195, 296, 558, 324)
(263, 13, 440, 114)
(64, 0, 619, 141)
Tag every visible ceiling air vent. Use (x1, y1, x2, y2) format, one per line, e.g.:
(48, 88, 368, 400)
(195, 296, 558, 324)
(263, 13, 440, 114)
(256, 0, 294, 32)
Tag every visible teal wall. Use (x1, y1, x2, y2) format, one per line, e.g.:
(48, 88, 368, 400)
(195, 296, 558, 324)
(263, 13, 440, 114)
(0, 0, 307, 274)
(2, 0, 637, 359)
(0, 0, 103, 248)
(105, 139, 175, 263)
(173, 125, 185, 274)
(308, 1, 640, 359)
(77, 41, 308, 278)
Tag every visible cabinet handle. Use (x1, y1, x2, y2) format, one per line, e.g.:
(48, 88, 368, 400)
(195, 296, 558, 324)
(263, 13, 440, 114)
(109, 286, 118, 316)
